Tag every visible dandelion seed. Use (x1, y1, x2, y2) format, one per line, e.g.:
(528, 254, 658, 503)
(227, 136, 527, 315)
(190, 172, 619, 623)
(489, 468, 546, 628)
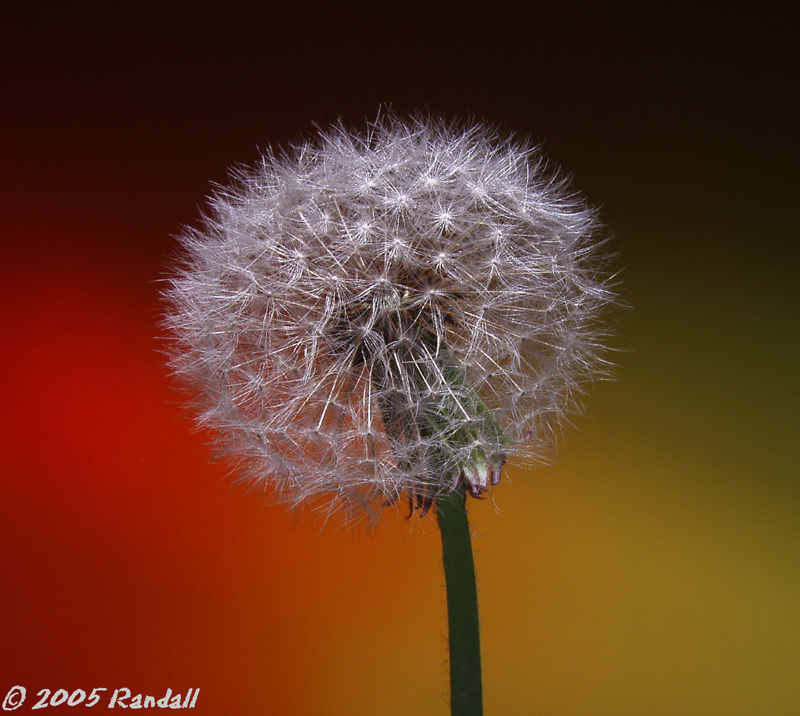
(164, 113, 615, 519)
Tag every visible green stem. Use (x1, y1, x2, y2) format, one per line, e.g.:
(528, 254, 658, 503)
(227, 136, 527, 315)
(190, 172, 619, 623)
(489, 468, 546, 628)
(436, 489, 483, 716)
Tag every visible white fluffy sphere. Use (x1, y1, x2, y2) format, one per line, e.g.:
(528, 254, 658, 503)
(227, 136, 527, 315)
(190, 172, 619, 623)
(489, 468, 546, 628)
(164, 114, 615, 518)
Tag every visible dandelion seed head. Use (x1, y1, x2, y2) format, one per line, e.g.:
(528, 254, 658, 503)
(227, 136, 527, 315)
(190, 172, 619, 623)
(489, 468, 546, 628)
(164, 113, 616, 520)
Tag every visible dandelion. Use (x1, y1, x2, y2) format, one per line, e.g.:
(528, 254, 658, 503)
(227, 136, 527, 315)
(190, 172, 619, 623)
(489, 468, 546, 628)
(165, 114, 613, 514)
(163, 112, 616, 715)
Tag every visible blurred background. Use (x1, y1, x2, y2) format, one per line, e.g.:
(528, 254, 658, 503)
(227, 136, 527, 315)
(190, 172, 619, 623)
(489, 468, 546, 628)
(2, 3, 798, 714)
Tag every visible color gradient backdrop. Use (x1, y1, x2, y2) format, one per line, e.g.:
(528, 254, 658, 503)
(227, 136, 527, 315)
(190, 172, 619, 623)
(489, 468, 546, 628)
(3, 4, 798, 715)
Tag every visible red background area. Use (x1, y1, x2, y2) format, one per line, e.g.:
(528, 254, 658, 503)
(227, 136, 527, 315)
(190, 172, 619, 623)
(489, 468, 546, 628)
(2, 4, 798, 714)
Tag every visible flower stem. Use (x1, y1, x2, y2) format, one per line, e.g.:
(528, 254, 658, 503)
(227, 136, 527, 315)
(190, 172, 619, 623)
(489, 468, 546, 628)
(436, 488, 483, 716)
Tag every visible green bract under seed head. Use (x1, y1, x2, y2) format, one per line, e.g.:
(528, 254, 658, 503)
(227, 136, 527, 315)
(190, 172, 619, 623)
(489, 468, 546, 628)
(164, 113, 616, 519)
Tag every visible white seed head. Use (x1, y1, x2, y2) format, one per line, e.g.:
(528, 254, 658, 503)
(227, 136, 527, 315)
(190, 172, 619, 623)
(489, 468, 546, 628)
(164, 113, 616, 519)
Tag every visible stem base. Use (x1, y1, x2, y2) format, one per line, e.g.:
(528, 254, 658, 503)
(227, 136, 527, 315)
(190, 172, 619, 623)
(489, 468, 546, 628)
(436, 489, 483, 716)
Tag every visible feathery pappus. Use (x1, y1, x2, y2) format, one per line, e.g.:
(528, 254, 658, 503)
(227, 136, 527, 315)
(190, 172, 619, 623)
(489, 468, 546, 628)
(164, 113, 616, 519)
